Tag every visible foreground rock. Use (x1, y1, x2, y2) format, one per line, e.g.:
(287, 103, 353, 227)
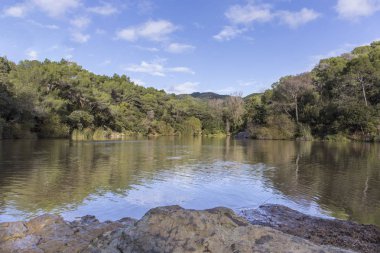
(0, 205, 373, 253)
(0, 214, 131, 253)
(86, 206, 351, 253)
(240, 205, 380, 253)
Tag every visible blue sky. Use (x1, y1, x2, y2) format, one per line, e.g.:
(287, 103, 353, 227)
(1, 0, 380, 95)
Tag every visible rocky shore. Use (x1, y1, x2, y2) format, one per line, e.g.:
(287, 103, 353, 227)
(0, 205, 379, 253)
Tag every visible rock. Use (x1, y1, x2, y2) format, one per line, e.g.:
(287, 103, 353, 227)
(0, 214, 126, 253)
(1, 205, 370, 253)
(86, 206, 351, 253)
(235, 131, 250, 139)
(240, 204, 380, 253)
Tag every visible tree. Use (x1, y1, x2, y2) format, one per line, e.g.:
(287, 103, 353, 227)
(223, 93, 245, 134)
(68, 110, 94, 130)
(344, 55, 376, 107)
(273, 73, 313, 123)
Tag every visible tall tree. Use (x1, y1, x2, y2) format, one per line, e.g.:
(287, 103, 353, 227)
(274, 73, 313, 123)
(223, 93, 245, 134)
(344, 55, 376, 107)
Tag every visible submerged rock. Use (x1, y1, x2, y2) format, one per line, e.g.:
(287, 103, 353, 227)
(0, 205, 375, 253)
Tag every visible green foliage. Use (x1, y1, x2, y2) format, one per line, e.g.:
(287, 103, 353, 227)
(68, 110, 94, 130)
(296, 124, 314, 141)
(248, 114, 296, 140)
(182, 117, 202, 136)
(325, 134, 350, 142)
(38, 114, 70, 138)
(71, 128, 93, 140)
(0, 57, 235, 139)
(2, 40, 380, 142)
(0, 117, 5, 139)
(155, 121, 175, 135)
(244, 40, 380, 142)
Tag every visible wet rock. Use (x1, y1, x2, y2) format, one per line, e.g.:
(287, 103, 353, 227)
(86, 206, 351, 253)
(240, 204, 380, 253)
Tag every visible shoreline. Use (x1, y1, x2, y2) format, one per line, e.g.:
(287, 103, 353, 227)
(1, 204, 379, 253)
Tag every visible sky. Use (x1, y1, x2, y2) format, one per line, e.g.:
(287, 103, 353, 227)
(1, 0, 380, 95)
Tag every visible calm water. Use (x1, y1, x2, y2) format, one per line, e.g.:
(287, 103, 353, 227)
(0, 137, 379, 226)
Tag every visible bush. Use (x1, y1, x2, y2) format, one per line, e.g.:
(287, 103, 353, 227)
(182, 117, 202, 136)
(155, 121, 175, 135)
(7, 123, 36, 139)
(248, 114, 296, 140)
(325, 134, 350, 142)
(0, 117, 5, 139)
(296, 124, 313, 141)
(68, 110, 94, 130)
(71, 128, 93, 140)
(38, 114, 70, 138)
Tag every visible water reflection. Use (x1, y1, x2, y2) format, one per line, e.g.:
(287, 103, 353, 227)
(0, 138, 379, 226)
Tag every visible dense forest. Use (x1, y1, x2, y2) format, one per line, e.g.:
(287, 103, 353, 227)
(245, 41, 380, 141)
(0, 41, 380, 141)
(0, 56, 243, 139)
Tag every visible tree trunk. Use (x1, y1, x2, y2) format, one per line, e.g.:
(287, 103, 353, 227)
(360, 80, 368, 106)
(225, 119, 230, 135)
(295, 98, 299, 123)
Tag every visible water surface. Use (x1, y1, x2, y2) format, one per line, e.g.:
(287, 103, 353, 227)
(0, 137, 379, 226)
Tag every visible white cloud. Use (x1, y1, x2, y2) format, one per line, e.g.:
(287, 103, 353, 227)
(215, 2, 320, 41)
(278, 8, 320, 28)
(70, 16, 91, 29)
(225, 3, 273, 24)
(166, 43, 195, 53)
(28, 20, 59, 29)
(116, 20, 178, 42)
(88, 3, 117, 15)
(3, 4, 29, 18)
(167, 82, 199, 94)
(71, 32, 90, 43)
(32, 0, 80, 17)
(26, 49, 38, 60)
(134, 45, 160, 52)
(3, 0, 81, 18)
(213, 26, 246, 41)
(336, 0, 380, 19)
(125, 60, 194, 77)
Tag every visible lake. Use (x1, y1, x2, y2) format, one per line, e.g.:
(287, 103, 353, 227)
(0, 137, 379, 226)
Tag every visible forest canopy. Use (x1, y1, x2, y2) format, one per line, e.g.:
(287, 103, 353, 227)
(0, 57, 243, 139)
(1, 41, 380, 141)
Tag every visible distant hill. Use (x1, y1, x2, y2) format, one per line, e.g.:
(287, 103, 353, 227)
(178, 92, 229, 100)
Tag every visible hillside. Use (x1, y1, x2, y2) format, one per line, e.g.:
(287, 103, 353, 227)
(0, 58, 242, 139)
(1, 41, 380, 141)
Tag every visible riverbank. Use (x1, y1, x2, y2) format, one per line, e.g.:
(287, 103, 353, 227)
(1, 205, 378, 253)
(2, 129, 379, 143)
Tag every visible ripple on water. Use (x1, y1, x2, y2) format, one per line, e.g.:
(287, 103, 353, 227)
(0, 139, 379, 226)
